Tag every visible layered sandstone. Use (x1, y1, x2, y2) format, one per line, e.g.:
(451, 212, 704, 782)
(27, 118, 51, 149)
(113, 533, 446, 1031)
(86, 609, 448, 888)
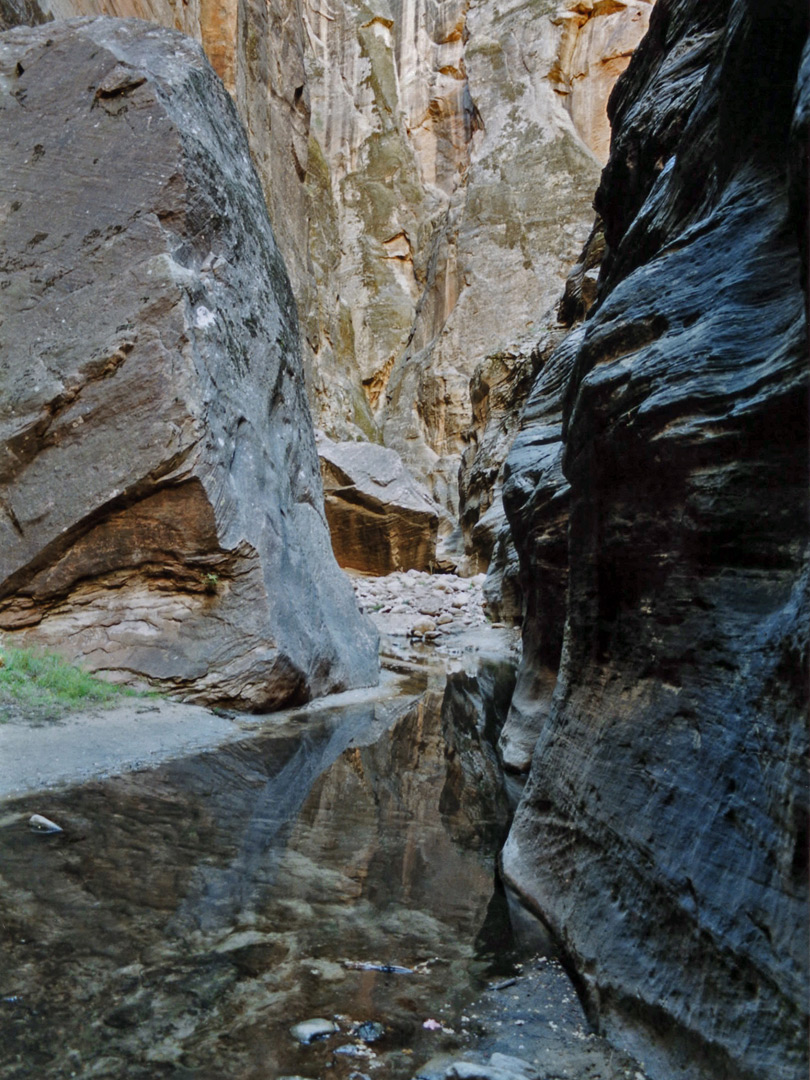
(318, 434, 440, 574)
(0, 18, 378, 707)
(501, 2, 810, 1078)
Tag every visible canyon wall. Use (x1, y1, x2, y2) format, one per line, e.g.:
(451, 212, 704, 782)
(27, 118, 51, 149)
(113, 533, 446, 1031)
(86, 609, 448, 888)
(0, 18, 378, 706)
(0, 0, 654, 533)
(302, 0, 654, 515)
(501, 2, 810, 1078)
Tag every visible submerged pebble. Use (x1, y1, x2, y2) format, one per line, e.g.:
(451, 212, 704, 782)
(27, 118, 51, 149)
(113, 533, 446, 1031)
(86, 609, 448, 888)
(354, 1020, 385, 1042)
(29, 814, 63, 834)
(289, 1018, 339, 1044)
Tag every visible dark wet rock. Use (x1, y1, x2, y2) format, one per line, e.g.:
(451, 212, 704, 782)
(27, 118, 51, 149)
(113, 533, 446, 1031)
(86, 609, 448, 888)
(0, 0, 48, 30)
(458, 329, 567, 625)
(0, 19, 378, 708)
(557, 219, 606, 329)
(498, 326, 582, 772)
(318, 433, 440, 575)
(502, 2, 809, 1079)
(458, 342, 546, 578)
(353, 1020, 385, 1043)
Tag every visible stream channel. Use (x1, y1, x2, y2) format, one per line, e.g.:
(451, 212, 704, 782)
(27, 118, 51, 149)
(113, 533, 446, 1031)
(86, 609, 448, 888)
(0, 642, 644, 1080)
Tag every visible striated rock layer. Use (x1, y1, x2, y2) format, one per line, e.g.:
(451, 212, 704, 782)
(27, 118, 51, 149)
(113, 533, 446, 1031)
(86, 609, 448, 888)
(317, 434, 440, 574)
(501, 1, 810, 1078)
(0, 18, 378, 707)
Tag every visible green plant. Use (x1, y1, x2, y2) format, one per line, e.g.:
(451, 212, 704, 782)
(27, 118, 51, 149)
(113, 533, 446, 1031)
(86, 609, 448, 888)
(202, 572, 219, 595)
(0, 642, 140, 721)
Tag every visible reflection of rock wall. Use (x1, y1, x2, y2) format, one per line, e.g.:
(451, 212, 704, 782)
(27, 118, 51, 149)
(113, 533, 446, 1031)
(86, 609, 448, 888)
(0, 19, 378, 707)
(501, 2, 810, 1077)
(1, 0, 653, 522)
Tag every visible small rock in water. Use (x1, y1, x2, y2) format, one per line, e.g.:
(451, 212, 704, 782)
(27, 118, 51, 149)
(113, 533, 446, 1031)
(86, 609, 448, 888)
(353, 1020, 385, 1042)
(29, 814, 63, 834)
(335, 1043, 370, 1058)
(289, 1018, 339, 1044)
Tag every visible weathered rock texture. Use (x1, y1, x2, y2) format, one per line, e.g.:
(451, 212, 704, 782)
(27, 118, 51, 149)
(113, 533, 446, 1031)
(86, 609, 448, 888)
(501, 2, 810, 1078)
(317, 434, 440, 574)
(364, 0, 653, 510)
(0, 0, 654, 525)
(0, 18, 378, 707)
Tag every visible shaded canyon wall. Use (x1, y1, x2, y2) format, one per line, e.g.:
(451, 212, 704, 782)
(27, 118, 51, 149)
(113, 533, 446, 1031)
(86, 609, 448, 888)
(0, 18, 378, 705)
(501, 1, 810, 1078)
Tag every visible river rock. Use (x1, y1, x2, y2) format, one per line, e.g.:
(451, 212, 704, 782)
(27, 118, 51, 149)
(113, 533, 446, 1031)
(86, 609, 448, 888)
(318, 434, 440, 574)
(289, 1017, 339, 1044)
(28, 814, 63, 834)
(445, 1056, 538, 1080)
(0, 19, 378, 708)
(502, 3, 809, 1079)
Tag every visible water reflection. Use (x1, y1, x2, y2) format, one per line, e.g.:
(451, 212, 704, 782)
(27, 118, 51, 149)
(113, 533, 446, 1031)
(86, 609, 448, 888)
(0, 663, 516, 1079)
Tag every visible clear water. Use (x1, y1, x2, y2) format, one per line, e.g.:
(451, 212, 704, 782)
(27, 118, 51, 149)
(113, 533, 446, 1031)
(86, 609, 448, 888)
(0, 662, 520, 1079)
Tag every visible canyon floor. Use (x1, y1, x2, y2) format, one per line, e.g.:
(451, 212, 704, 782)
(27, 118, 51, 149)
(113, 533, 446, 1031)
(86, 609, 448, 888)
(0, 572, 649, 1080)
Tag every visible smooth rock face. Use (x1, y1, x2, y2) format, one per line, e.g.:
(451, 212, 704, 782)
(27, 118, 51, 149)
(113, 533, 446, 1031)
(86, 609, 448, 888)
(0, 0, 654, 522)
(318, 434, 440, 574)
(502, 2, 809, 1078)
(0, 19, 378, 707)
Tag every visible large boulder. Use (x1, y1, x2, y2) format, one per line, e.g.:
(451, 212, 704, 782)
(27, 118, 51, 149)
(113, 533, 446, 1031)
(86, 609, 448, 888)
(317, 434, 440, 575)
(502, 1, 809, 1077)
(0, 18, 378, 708)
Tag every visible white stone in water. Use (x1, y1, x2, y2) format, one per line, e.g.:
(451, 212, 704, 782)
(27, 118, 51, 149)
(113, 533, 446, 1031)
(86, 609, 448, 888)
(437, 614, 454, 625)
(289, 1018, 339, 1044)
(29, 814, 63, 834)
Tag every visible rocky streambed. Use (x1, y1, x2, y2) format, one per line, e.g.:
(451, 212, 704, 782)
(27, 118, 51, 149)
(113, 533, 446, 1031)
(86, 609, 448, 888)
(0, 575, 649, 1080)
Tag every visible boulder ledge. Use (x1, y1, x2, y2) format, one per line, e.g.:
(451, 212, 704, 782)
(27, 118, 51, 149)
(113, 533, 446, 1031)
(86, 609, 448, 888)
(0, 18, 378, 708)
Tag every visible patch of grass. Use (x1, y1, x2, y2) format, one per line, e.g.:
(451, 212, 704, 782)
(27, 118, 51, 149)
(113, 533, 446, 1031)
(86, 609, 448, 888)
(0, 642, 141, 723)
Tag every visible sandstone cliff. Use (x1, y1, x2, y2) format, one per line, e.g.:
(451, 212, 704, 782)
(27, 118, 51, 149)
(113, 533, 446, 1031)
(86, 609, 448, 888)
(501, 2, 810, 1078)
(0, 18, 378, 707)
(0, 0, 654, 533)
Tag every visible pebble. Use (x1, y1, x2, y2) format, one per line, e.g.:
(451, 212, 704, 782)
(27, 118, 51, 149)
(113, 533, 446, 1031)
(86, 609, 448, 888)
(352, 572, 489, 640)
(289, 1018, 339, 1044)
(353, 1021, 385, 1042)
(29, 814, 63, 834)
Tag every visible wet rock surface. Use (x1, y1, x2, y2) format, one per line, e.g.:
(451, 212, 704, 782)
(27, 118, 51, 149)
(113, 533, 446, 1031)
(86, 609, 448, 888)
(0, 19, 377, 707)
(502, 2, 810, 1077)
